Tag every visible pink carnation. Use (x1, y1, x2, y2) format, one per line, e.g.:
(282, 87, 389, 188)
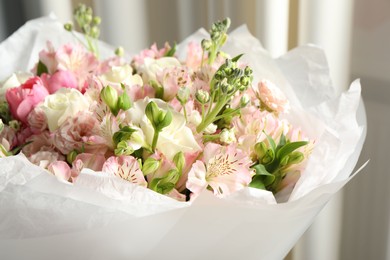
(53, 111, 105, 154)
(256, 80, 290, 113)
(27, 106, 48, 133)
(5, 76, 49, 124)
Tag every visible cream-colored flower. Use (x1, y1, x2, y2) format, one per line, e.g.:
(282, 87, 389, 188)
(100, 64, 143, 87)
(40, 88, 90, 131)
(126, 98, 201, 160)
(138, 57, 181, 83)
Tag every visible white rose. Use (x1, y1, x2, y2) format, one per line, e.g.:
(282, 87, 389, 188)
(40, 88, 90, 131)
(127, 98, 201, 160)
(139, 57, 181, 83)
(0, 72, 33, 101)
(100, 64, 143, 87)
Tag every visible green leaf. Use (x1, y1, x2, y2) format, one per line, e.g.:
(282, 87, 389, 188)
(264, 131, 276, 152)
(276, 141, 309, 162)
(252, 164, 275, 186)
(113, 126, 136, 145)
(164, 42, 177, 57)
(37, 61, 48, 76)
(231, 53, 244, 62)
(249, 176, 265, 189)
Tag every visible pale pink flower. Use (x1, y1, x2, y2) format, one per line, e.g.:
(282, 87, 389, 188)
(53, 111, 105, 154)
(102, 155, 147, 187)
(28, 149, 65, 169)
(36, 41, 58, 74)
(166, 189, 186, 201)
(256, 80, 290, 113)
(22, 131, 53, 157)
(74, 153, 106, 171)
(55, 43, 99, 88)
(186, 143, 254, 198)
(48, 159, 83, 182)
(5, 76, 49, 124)
(158, 66, 191, 101)
(0, 124, 16, 149)
(27, 106, 48, 133)
(0, 138, 11, 157)
(42, 70, 78, 94)
(186, 41, 204, 70)
(132, 42, 170, 68)
(98, 56, 124, 74)
(127, 84, 156, 102)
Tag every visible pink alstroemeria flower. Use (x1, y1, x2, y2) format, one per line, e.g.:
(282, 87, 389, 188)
(186, 143, 254, 198)
(48, 159, 83, 182)
(102, 156, 147, 187)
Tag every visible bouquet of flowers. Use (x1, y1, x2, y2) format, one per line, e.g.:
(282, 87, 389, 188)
(0, 5, 366, 260)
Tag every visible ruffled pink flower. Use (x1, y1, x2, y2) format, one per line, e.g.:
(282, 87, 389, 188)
(48, 159, 83, 182)
(27, 106, 48, 133)
(28, 149, 65, 169)
(42, 70, 78, 94)
(22, 131, 53, 157)
(102, 155, 147, 187)
(158, 66, 191, 101)
(53, 111, 105, 154)
(256, 80, 290, 113)
(98, 56, 124, 74)
(186, 143, 254, 198)
(5, 76, 49, 124)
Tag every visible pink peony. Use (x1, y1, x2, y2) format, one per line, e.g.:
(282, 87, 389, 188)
(102, 155, 147, 187)
(256, 80, 290, 113)
(5, 76, 49, 124)
(53, 111, 106, 154)
(186, 143, 254, 198)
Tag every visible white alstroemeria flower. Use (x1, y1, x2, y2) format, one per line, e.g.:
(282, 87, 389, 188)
(126, 97, 201, 160)
(138, 57, 181, 83)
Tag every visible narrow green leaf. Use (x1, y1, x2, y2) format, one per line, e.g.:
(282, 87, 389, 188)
(37, 61, 48, 76)
(165, 42, 177, 57)
(276, 141, 309, 161)
(232, 53, 244, 62)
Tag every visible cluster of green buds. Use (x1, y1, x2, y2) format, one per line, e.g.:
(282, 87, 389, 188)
(250, 134, 308, 192)
(64, 3, 101, 57)
(145, 101, 173, 152)
(201, 17, 231, 65)
(149, 151, 185, 194)
(112, 125, 150, 156)
(196, 55, 253, 133)
(100, 84, 132, 116)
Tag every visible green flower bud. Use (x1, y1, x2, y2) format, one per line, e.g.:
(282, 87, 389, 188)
(240, 94, 250, 107)
(101, 86, 119, 115)
(115, 46, 124, 57)
(288, 151, 304, 165)
(177, 87, 190, 104)
(114, 140, 134, 156)
(64, 22, 73, 31)
(173, 151, 185, 173)
(117, 92, 132, 111)
(254, 142, 267, 160)
(201, 39, 212, 50)
(67, 150, 78, 164)
(9, 120, 21, 131)
(93, 16, 101, 25)
(145, 101, 172, 131)
(223, 17, 231, 28)
(90, 26, 100, 38)
(84, 13, 92, 24)
(0, 119, 4, 133)
(142, 157, 160, 175)
(195, 90, 210, 104)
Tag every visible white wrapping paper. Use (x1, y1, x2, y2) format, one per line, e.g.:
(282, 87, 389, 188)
(0, 16, 367, 260)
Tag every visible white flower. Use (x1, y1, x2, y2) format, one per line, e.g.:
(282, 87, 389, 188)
(127, 98, 201, 160)
(0, 72, 33, 101)
(100, 64, 143, 87)
(138, 57, 181, 83)
(220, 128, 236, 144)
(39, 88, 90, 131)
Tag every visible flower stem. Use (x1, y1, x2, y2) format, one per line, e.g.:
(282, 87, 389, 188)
(151, 130, 159, 152)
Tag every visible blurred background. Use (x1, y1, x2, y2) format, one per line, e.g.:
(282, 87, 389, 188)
(0, 0, 389, 259)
